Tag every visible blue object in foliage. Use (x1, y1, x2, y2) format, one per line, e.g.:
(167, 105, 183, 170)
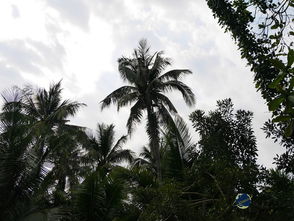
(234, 193, 251, 209)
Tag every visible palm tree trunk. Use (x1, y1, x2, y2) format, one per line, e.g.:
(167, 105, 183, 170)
(146, 106, 162, 181)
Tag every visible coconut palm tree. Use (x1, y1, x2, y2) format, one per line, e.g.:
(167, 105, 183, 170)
(0, 82, 86, 219)
(22, 81, 85, 173)
(101, 39, 195, 179)
(84, 123, 134, 170)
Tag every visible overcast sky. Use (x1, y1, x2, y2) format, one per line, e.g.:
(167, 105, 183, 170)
(0, 0, 284, 168)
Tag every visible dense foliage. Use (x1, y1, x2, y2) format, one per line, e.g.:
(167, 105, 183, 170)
(205, 0, 294, 173)
(0, 41, 293, 221)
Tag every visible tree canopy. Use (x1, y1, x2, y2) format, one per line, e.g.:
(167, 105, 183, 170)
(1, 39, 293, 220)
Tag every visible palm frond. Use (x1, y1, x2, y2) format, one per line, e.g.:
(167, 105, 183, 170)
(109, 149, 134, 164)
(132, 146, 156, 171)
(126, 100, 144, 135)
(157, 105, 184, 159)
(173, 116, 196, 162)
(22, 81, 85, 122)
(117, 92, 140, 111)
(1, 86, 23, 104)
(149, 52, 171, 80)
(118, 60, 138, 84)
(100, 86, 138, 110)
(154, 93, 178, 114)
(140, 146, 153, 160)
(158, 69, 192, 81)
(84, 124, 133, 168)
(132, 157, 151, 168)
(22, 95, 41, 120)
(97, 123, 115, 158)
(50, 100, 85, 121)
(161, 80, 195, 106)
(110, 135, 128, 152)
(135, 39, 152, 68)
(137, 39, 149, 58)
(174, 116, 193, 148)
(146, 52, 157, 67)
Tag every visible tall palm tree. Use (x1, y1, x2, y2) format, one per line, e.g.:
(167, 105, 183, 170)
(101, 39, 195, 179)
(84, 123, 134, 170)
(22, 81, 85, 172)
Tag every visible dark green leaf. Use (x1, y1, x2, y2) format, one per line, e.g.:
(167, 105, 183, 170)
(289, 77, 294, 89)
(287, 95, 294, 106)
(272, 115, 291, 123)
(287, 49, 294, 67)
(285, 121, 294, 137)
(270, 59, 285, 71)
(255, 81, 261, 89)
(268, 72, 286, 89)
(268, 97, 284, 111)
(258, 24, 265, 29)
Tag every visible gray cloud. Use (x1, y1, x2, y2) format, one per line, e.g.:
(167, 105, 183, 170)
(11, 5, 20, 18)
(87, 0, 131, 24)
(0, 40, 43, 74)
(46, 0, 90, 30)
(0, 38, 65, 75)
(26, 39, 65, 72)
(0, 61, 24, 88)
